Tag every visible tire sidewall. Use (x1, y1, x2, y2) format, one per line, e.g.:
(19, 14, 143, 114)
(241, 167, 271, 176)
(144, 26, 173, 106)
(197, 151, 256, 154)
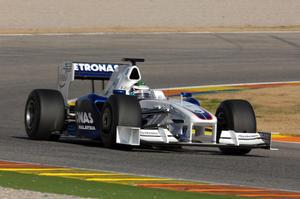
(100, 101, 117, 148)
(24, 91, 41, 138)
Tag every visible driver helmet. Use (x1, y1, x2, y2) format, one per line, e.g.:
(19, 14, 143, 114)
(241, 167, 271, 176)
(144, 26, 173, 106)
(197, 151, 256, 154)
(131, 80, 151, 99)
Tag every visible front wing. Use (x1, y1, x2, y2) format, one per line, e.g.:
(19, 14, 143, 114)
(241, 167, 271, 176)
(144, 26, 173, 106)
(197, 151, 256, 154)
(116, 126, 273, 150)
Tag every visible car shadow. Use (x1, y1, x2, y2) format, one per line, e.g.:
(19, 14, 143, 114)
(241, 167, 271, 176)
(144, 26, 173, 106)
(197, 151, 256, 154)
(13, 136, 103, 148)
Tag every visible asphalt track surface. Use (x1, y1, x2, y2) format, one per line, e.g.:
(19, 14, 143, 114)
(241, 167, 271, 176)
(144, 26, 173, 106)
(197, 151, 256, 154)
(0, 33, 299, 191)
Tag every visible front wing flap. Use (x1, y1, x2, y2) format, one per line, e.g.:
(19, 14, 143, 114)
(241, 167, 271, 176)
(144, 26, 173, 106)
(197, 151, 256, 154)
(219, 130, 272, 149)
(116, 126, 273, 150)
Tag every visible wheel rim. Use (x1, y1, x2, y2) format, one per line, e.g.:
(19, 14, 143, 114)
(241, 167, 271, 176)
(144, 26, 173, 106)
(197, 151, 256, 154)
(26, 100, 36, 130)
(102, 107, 112, 133)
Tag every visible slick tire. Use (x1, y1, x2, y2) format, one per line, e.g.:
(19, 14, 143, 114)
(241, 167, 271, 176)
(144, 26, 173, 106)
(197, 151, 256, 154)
(215, 99, 256, 155)
(100, 95, 141, 149)
(25, 89, 65, 140)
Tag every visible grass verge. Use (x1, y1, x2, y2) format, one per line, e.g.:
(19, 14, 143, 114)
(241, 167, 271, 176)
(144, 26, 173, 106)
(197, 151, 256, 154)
(196, 85, 300, 135)
(0, 171, 245, 199)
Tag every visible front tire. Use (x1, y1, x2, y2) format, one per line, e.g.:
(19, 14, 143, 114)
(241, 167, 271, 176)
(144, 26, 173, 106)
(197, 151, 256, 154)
(216, 99, 256, 155)
(24, 89, 65, 140)
(100, 95, 141, 148)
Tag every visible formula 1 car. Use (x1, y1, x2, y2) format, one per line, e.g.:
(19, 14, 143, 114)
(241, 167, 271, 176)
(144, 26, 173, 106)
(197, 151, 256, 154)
(25, 58, 272, 155)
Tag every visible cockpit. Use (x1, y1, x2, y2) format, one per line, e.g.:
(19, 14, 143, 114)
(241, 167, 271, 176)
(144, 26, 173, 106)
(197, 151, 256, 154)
(130, 81, 166, 100)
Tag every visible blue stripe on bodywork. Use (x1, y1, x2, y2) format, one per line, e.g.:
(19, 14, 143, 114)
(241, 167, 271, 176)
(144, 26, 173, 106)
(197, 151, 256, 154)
(193, 110, 212, 120)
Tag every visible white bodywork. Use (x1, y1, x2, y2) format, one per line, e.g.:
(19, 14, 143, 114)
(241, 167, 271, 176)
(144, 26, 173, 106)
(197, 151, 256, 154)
(101, 64, 271, 148)
(58, 62, 272, 149)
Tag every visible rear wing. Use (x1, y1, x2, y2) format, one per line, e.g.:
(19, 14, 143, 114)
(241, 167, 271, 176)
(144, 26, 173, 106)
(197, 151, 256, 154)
(73, 62, 129, 80)
(58, 62, 129, 103)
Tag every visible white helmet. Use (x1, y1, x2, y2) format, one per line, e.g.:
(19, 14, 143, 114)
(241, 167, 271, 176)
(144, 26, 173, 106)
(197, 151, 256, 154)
(131, 81, 151, 99)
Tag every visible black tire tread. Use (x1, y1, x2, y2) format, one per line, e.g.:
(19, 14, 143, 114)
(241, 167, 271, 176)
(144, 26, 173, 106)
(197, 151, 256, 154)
(100, 95, 141, 148)
(24, 89, 65, 140)
(216, 99, 256, 155)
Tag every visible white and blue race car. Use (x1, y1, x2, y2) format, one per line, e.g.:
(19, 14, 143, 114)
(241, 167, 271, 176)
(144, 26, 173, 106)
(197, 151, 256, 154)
(25, 58, 272, 155)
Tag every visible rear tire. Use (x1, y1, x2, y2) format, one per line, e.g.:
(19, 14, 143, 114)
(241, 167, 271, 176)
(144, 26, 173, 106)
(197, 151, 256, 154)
(100, 95, 141, 149)
(215, 100, 256, 155)
(24, 89, 65, 140)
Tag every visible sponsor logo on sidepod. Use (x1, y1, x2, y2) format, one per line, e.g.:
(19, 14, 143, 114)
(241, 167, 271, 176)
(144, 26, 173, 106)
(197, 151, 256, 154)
(73, 63, 118, 72)
(76, 112, 95, 130)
